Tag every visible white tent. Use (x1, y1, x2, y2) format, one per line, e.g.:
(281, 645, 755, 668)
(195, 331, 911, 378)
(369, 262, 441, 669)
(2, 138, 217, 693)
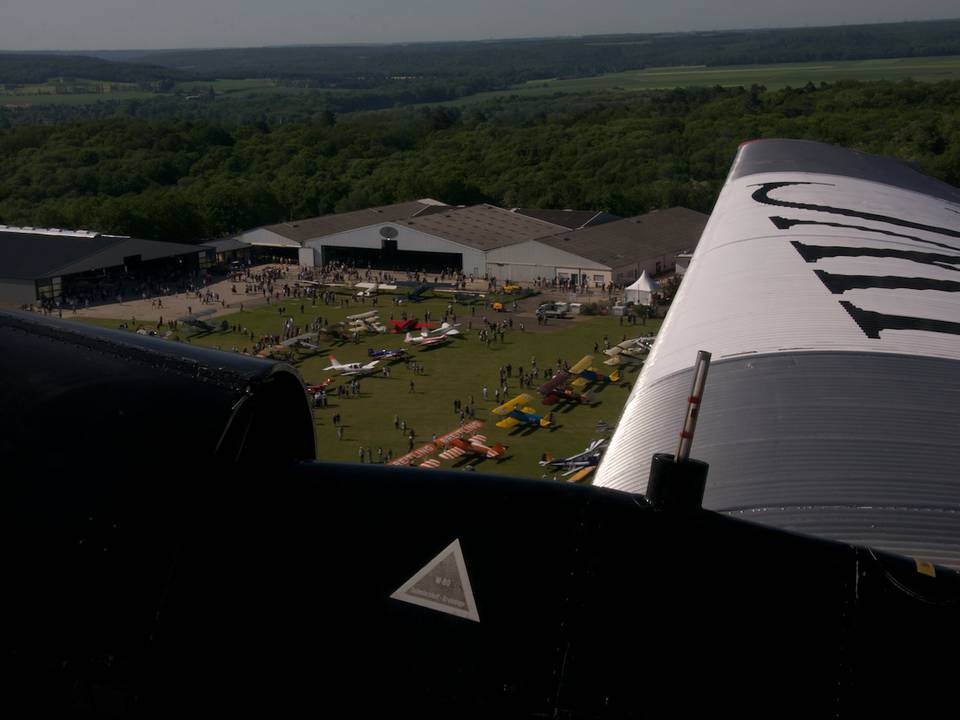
(624, 271, 659, 305)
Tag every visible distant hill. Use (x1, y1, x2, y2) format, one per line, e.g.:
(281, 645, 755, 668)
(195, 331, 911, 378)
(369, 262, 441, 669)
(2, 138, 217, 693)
(129, 20, 960, 83)
(0, 54, 188, 85)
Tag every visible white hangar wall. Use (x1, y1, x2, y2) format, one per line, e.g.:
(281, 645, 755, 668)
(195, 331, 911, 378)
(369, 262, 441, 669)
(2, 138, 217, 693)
(303, 223, 488, 275)
(611, 253, 680, 284)
(486, 240, 610, 283)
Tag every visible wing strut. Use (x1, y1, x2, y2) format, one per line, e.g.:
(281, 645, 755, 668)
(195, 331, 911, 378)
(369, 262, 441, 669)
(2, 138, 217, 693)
(646, 350, 712, 511)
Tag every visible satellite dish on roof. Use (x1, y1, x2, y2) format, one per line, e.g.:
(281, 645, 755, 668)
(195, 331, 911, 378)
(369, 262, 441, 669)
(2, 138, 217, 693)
(380, 226, 399, 239)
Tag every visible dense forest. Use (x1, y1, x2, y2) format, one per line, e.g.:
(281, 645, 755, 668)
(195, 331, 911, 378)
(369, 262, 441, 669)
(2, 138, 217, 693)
(1, 80, 958, 243)
(0, 54, 187, 85)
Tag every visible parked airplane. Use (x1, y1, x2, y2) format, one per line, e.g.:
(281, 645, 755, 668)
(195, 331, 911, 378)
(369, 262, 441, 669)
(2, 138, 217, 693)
(389, 318, 434, 333)
(367, 347, 408, 361)
(492, 393, 553, 429)
(177, 307, 217, 332)
(404, 332, 451, 350)
(405, 284, 429, 302)
(437, 433, 507, 461)
(323, 355, 380, 375)
(304, 378, 334, 393)
(355, 281, 379, 297)
(316, 325, 351, 343)
(346, 310, 387, 334)
(603, 336, 655, 366)
(539, 439, 605, 482)
(423, 321, 461, 337)
(454, 291, 485, 304)
(570, 360, 619, 388)
(537, 358, 594, 404)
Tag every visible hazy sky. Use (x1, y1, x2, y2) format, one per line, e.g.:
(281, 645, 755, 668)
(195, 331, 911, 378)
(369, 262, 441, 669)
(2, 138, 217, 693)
(1, 0, 959, 51)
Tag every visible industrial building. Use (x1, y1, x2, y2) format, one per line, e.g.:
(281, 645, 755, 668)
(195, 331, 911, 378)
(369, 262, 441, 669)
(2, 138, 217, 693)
(489, 207, 709, 284)
(0, 226, 214, 306)
(238, 202, 706, 284)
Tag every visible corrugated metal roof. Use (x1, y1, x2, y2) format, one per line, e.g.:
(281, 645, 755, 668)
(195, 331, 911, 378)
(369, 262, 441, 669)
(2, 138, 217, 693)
(397, 204, 567, 250)
(206, 237, 250, 252)
(594, 139, 960, 568)
(1, 231, 121, 280)
(263, 199, 447, 243)
(53, 238, 208, 277)
(536, 207, 707, 268)
(512, 208, 621, 229)
(0, 230, 207, 280)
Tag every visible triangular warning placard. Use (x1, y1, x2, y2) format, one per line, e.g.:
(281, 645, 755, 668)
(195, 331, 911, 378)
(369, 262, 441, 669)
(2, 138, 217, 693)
(390, 538, 480, 622)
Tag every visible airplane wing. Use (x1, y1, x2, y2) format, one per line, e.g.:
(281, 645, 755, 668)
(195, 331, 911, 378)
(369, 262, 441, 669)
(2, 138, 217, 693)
(595, 138, 960, 568)
(536, 372, 569, 396)
(568, 355, 594, 374)
(491, 393, 532, 415)
(495, 416, 520, 429)
(566, 466, 596, 483)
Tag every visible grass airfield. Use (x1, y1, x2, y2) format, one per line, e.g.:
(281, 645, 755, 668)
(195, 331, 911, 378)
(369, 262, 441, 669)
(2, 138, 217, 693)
(73, 290, 659, 482)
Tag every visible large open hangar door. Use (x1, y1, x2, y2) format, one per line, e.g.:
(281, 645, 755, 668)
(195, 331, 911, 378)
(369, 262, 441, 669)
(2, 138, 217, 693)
(322, 245, 462, 273)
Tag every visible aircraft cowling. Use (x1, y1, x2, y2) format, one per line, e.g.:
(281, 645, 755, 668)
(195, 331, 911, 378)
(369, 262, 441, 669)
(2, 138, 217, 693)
(0, 310, 314, 714)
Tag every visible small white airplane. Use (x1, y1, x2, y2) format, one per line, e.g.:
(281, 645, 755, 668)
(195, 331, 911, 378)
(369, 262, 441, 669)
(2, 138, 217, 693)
(404, 333, 451, 350)
(324, 355, 380, 376)
(423, 322, 461, 337)
(603, 336, 655, 365)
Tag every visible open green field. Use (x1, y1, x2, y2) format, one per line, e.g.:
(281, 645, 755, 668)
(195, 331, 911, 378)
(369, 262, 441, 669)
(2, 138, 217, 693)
(175, 78, 278, 93)
(0, 89, 159, 106)
(457, 55, 960, 103)
(0, 78, 157, 106)
(71, 291, 656, 482)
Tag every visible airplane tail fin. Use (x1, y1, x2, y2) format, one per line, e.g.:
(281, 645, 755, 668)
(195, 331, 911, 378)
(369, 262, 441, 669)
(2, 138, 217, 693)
(610, 369, 621, 382)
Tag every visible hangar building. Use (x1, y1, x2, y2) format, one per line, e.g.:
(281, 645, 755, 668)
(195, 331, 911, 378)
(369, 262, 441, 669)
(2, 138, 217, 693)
(488, 207, 708, 284)
(0, 226, 213, 306)
(235, 202, 707, 284)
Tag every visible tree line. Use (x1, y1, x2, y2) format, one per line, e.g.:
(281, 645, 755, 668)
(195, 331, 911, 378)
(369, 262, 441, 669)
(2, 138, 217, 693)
(0, 80, 958, 243)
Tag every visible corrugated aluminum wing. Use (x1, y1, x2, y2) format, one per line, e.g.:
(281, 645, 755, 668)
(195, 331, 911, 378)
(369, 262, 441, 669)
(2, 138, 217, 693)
(595, 139, 960, 567)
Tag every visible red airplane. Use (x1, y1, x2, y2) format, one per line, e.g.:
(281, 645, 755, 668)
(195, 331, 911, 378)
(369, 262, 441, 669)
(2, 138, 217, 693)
(437, 434, 507, 461)
(305, 378, 335, 393)
(389, 318, 435, 333)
